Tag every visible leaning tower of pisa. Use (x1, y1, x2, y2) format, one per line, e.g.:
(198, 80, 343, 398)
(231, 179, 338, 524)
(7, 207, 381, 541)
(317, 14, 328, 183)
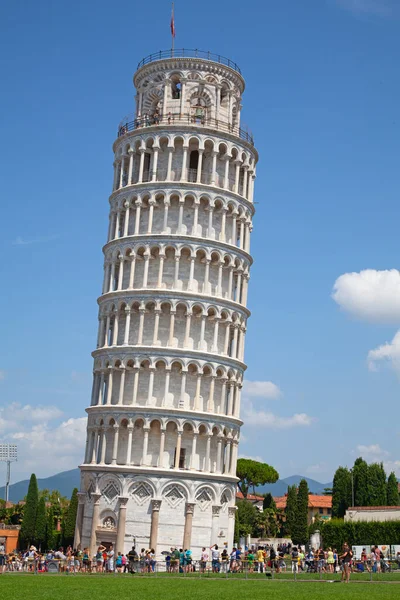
(75, 49, 258, 558)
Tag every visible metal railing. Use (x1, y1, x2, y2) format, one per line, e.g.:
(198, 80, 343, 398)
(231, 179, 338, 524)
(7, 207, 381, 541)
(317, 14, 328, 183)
(3, 557, 400, 582)
(117, 113, 254, 145)
(137, 49, 242, 75)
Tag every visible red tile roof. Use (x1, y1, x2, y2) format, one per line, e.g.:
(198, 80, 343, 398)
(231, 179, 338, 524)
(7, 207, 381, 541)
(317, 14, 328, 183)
(236, 491, 264, 502)
(274, 494, 332, 509)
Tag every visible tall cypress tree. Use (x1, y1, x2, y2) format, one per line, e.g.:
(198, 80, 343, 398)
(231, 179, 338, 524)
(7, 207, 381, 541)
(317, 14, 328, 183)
(263, 493, 276, 511)
(36, 496, 47, 550)
(285, 485, 298, 538)
(19, 473, 39, 548)
(45, 505, 56, 551)
(332, 466, 352, 518)
(353, 457, 368, 506)
(63, 488, 79, 547)
(387, 472, 399, 506)
(292, 479, 309, 545)
(367, 463, 387, 506)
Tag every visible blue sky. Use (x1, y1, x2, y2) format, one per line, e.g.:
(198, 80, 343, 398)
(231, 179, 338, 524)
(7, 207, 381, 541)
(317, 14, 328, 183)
(1, 0, 400, 484)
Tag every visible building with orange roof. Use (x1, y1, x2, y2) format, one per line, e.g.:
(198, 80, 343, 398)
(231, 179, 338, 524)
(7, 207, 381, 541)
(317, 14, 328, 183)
(274, 493, 332, 524)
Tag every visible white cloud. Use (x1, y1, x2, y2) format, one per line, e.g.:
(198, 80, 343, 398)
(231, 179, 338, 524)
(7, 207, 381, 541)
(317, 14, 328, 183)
(367, 329, 400, 373)
(335, 0, 392, 16)
(242, 402, 314, 429)
(0, 370, 5, 381)
(239, 454, 264, 463)
(356, 444, 390, 460)
(0, 403, 86, 479)
(12, 234, 59, 246)
(306, 463, 327, 474)
(355, 444, 400, 476)
(332, 269, 400, 323)
(243, 380, 282, 400)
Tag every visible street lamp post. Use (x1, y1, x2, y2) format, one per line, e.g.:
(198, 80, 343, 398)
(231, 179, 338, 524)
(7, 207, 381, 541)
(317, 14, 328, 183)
(0, 444, 18, 502)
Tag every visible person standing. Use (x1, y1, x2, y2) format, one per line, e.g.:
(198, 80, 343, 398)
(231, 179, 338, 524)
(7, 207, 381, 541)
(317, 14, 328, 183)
(210, 544, 220, 573)
(340, 542, 353, 583)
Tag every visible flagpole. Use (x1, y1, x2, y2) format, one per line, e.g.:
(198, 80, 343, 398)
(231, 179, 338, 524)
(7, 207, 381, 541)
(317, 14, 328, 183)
(171, 2, 175, 54)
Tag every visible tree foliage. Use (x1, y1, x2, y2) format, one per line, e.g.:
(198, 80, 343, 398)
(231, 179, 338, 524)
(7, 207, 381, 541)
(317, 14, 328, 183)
(35, 496, 47, 549)
(353, 457, 369, 507)
(236, 499, 258, 537)
(367, 463, 387, 506)
(285, 485, 298, 538)
(263, 493, 276, 511)
(236, 459, 279, 498)
(19, 473, 39, 548)
(63, 487, 78, 547)
(387, 472, 400, 506)
(292, 479, 309, 545)
(332, 466, 352, 518)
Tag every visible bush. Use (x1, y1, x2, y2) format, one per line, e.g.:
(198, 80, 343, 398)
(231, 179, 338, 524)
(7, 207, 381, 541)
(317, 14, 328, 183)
(321, 518, 400, 548)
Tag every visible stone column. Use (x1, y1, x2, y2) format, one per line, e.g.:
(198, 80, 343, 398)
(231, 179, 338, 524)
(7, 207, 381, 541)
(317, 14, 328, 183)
(196, 149, 204, 183)
(128, 151, 134, 185)
(174, 431, 182, 469)
(212, 318, 220, 353)
(118, 367, 126, 405)
(152, 309, 161, 345)
(194, 373, 202, 410)
(210, 505, 221, 546)
(166, 147, 174, 180)
(224, 440, 232, 474)
(141, 427, 150, 465)
(179, 78, 186, 115)
(138, 149, 145, 183)
(216, 436, 223, 473)
(207, 376, 215, 413)
(158, 429, 166, 467)
(168, 310, 176, 346)
(220, 208, 227, 241)
(147, 367, 155, 404)
(211, 151, 218, 186)
(100, 428, 107, 464)
(89, 493, 101, 558)
(181, 145, 188, 181)
(134, 200, 142, 234)
(183, 502, 195, 549)
(150, 499, 162, 551)
(190, 433, 197, 470)
(132, 367, 139, 404)
(147, 198, 156, 233)
(162, 200, 170, 232)
(73, 492, 86, 549)
(126, 425, 133, 465)
(91, 429, 99, 463)
(137, 307, 145, 344)
(205, 434, 211, 472)
(105, 368, 113, 405)
(123, 308, 131, 345)
(111, 424, 119, 465)
(163, 369, 171, 406)
(129, 256, 136, 288)
(192, 200, 199, 235)
(116, 496, 129, 555)
(183, 311, 192, 348)
(142, 255, 150, 287)
(157, 253, 165, 287)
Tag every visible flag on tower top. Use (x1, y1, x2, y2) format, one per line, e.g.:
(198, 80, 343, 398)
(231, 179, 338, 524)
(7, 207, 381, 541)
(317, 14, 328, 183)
(170, 3, 176, 38)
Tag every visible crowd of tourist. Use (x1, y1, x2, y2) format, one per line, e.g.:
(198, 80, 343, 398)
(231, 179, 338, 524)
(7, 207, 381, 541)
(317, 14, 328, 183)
(2, 540, 397, 578)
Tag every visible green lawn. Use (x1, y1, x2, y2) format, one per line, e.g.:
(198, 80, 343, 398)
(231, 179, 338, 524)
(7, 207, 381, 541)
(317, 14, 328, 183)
(1, 575, 400, 600)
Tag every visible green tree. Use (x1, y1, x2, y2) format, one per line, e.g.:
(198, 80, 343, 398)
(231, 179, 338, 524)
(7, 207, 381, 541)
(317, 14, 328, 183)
(367, 463, 387, 506)
(353, 457, 369, 507)
(332, 466, 352, 518)
(263, 493, 276, 511)
(236, 499, 258, 537)
(45, 505, 57, 551)
(35, 496, 47, 550)
(63, 487, 78, 547)
(323, 487, 333, 496)
(285, 485, 298, 538)
(19, 473, 39, 548)
(292, 479, 309, 545)
(387, 472, 399, 506)
(236, 459, 279, 498)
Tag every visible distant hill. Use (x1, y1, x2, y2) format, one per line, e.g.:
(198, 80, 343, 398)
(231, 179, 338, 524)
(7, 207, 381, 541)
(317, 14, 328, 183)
(0, 469, 80, 503)
(256, 475, 333, 497)
(1, 468, 333, 503)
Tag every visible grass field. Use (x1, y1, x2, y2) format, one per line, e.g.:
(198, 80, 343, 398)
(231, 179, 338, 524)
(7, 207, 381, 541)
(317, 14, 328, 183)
(2, 575, 400, 600)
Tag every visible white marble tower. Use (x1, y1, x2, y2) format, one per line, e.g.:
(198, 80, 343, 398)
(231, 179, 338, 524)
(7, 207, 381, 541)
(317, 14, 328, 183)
(75, 49, 258, 558)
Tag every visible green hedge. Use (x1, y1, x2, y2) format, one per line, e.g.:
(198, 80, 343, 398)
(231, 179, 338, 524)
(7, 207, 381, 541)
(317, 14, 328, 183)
(320, 518, 400, 548)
